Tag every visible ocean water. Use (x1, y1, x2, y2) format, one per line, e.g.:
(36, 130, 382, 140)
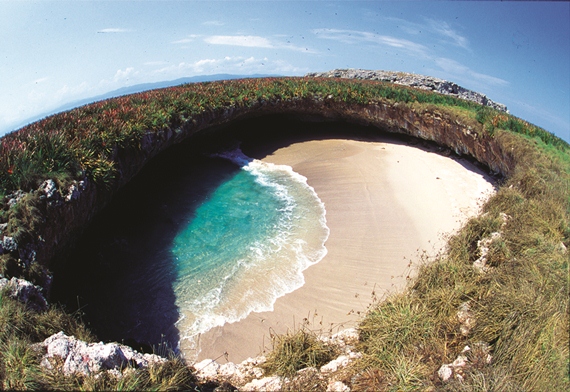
(172, 148, 329, 357)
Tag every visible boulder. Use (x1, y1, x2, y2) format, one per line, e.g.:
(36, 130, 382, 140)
(321, 355, 350, 373)
(2, 236, 17, 253)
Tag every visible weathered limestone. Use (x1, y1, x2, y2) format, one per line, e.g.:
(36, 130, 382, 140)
(473, 212, 510, 273)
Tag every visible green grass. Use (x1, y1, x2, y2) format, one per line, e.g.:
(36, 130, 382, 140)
(0, 76, 568, 390)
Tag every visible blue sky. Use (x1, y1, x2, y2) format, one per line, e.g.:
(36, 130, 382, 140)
(1, 1, 569, 142)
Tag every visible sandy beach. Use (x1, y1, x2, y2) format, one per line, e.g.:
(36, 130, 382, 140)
(191, 134, 495, 363)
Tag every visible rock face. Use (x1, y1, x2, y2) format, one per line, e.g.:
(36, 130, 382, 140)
(36, 331, 166, 376)
(307, 69, 508, 112)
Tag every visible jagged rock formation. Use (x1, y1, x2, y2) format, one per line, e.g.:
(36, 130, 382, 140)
(307, 69, 508, 112)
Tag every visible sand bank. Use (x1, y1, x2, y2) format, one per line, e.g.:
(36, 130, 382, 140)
(191, 135, 495, 363)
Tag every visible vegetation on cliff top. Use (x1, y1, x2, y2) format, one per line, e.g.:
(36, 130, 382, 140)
(0, 77, 568, 390)
(0, 77, 565, 197)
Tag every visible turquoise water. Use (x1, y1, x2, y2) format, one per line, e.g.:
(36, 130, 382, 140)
(172, 149, 329, 356)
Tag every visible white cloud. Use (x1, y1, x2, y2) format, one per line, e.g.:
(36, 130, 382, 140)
(144, 61, 169, 66)
(97, 28, 131, 34)
(96, 67, 143, 92)
(150, 55, 303, 78)
(112, 67, 137, 83)
(204, 34, 313, 53)
(205, 35, 274, 48)
(202, 20, 224, 26)
(32, 77, 49, 85)
(427, 20, 469, 49)
(313, 28, 428, 57)
(172, 35, 201, 44)
(434, 58, 509, 87)
(54, 82, 90, 101)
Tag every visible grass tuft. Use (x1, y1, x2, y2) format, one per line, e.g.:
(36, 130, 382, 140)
(262, 326, 339, 378)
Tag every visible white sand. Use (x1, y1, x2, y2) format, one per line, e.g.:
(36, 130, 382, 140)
(190, 137, 495, 363)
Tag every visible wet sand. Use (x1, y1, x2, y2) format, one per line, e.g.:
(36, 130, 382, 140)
(190, 136, 495, 363)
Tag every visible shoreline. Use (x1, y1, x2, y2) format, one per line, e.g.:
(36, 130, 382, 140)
(188, 135, 496, 363)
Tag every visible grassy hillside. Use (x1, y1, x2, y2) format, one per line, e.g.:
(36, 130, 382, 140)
(0, 77, 568, 390)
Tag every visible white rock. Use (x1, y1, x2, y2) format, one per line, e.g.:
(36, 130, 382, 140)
(65, 184, 80, 202)
(452, 354, 468, 368)
(438, 364, 453, 382)
(251, 367, 264, 378)
(38, 332, 165, 376)
(218, 362, 239, 378)
(321, 355, 350, 373)
(331, 328, 359, 344)
(41, 179, 58, 199)
(457, 302, 475, 336)
(327, 380, 351, 392)
(241, 376, 282, 391)
(194, 359, 220, 379)
(349, 351, 362, 360)
(83, 342, 127, 372)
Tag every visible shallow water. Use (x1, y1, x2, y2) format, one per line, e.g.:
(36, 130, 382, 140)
(51, 143, 328, 357)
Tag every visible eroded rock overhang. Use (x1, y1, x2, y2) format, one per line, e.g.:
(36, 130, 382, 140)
(5, 82, 521, 289)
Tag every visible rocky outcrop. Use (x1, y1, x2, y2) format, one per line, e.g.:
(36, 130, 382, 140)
(307, 69, 508, 112)
(0, 276, 48, 311)
(35, 331, 166, 377)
